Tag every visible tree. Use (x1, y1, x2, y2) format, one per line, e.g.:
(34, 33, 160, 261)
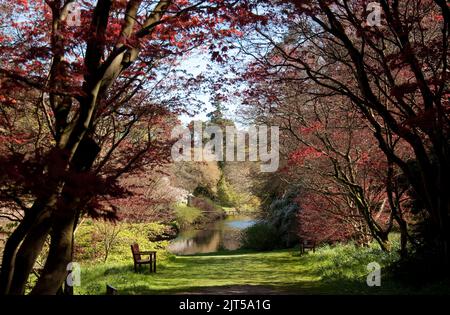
(0, 0, 260, 294)
(172, 158, 222, 198)
(242, 76, 407, 250)
(95, 220, 123, 263)
(206, 95, 227, 123)
(240, 0, 449, 264)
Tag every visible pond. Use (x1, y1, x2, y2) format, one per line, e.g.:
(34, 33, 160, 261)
(167, 215, 257, 255)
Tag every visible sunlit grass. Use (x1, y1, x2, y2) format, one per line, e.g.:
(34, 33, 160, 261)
(76, 249, 318, 295)
(75, 230, 450, 295)
(73, 245, 427, 295)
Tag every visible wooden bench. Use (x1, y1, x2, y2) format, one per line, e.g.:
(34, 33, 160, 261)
(300, 239, 316, 254)
(131, 243, 156, 273)
(106, 284, 118, 295)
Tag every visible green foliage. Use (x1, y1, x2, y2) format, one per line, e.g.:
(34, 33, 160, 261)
(314, 240, 400, 286)
(239, 196, 261, 212)
(243, 189, 300, 250)
(266, 189, 300, 247)
(172, 160, 221, 197)
(217, 176, 235, 207)
(217, 176, 254, 208)
(241, 222, 279, 251)
(193, 185, 216, 199)
(173, 203, 203, 228)
(74, 219, 172, 264)
(221, 207, 236, 214)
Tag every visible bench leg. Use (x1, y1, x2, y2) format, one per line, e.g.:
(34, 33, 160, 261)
(154, 253, 156, 273)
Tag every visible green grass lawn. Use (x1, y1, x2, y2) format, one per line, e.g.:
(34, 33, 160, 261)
(73, 221, 449, 295)
(77, 249, 315, 295)
(75, 243, 449, 295)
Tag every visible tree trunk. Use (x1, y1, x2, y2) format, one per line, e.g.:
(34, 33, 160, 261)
(399, 220, 408, 259)
(0, 213, 34, 295)
(29, 137, 100, 294)
(0, 205, 38, 294)
(374, 232, 390, 252)
(0, 198, 50, 295)
(30, 210, 77, 295)
(8, 209, 52, 295)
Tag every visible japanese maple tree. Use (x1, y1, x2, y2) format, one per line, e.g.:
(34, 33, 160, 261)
(0, 0, 260, 295)
(239, 0, 449, 266)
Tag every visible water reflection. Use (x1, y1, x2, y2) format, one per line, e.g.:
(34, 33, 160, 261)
(168, 215, 256, 255)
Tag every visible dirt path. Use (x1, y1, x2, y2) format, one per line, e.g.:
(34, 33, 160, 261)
(176, 285, 292, 295)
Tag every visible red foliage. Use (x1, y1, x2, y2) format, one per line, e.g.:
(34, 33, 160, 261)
(288, 147, 323, 166)
(297, 193, 355, 244)
(0, 0, 262, 222)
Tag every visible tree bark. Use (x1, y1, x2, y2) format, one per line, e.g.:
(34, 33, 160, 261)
(0, 209, 37, 294)
(30, 210, 77, 295)
(0, 198, 49, 295)
(8, 209, 53, 295)
(398, 219, 408, 259)
(29, 137, 100, 294)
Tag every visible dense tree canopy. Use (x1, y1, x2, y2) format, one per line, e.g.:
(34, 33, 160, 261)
(238, 0, 448, 266)
(0, 0, 448, 295)
(0, 0, 262, 294)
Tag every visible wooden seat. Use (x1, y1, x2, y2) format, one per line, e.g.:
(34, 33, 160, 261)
(300, 239, 316, 254)
(131, 243, 157, 273)
(106, 284, 118, 295)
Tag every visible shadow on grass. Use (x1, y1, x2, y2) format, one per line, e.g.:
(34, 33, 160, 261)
(179, 248, 265, 257)
(80, 252, 335, 294)
(79, 250, 318, 294)
(78, 248, 449, 295)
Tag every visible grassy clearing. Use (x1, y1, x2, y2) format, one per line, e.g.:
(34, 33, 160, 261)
(173, 204, 203, 228)
(74, 229, 449, 295)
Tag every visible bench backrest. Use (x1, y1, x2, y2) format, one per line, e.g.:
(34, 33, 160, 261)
(131, 243, 141, 261)
(303, 239, 315, 247)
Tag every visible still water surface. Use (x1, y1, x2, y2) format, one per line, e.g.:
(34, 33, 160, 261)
(168, 215, 256, 255)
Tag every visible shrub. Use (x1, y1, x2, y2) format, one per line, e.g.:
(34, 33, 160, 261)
(190, 196, 221, 214)
(241, 222, 279, 251)
(315, 239, 401, 285)
(173, 203, 203, 228)
(193, 185, 216, 200)
(255, 189, 300, 248)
